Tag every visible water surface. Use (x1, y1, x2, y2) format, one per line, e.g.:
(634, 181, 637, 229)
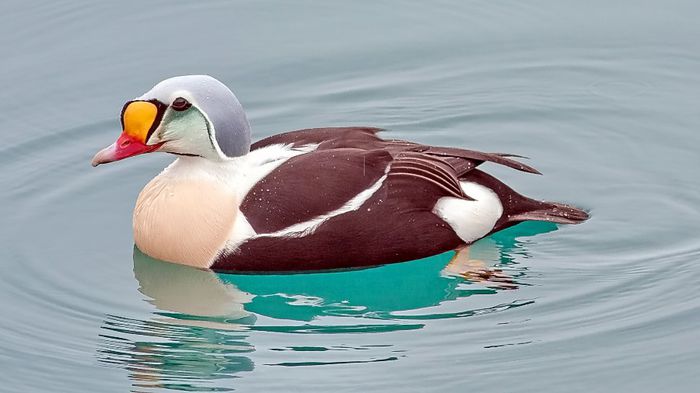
(1, 1, 699, 392)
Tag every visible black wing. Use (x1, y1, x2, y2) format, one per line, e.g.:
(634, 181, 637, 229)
(251, 126, 540, 176)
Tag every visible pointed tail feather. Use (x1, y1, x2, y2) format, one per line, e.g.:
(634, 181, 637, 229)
(508, 201, 589, 225)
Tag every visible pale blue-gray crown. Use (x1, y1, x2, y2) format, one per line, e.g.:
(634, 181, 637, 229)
(140, 75, 251, 158)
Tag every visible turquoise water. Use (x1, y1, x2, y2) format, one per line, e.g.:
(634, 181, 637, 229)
(2, 1, 700, 392)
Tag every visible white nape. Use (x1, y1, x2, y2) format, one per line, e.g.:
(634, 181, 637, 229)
(432, 181, 503, 244)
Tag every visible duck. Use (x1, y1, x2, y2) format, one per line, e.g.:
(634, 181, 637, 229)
(92, 75, 588, 272)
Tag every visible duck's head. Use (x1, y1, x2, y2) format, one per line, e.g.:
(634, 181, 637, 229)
(92, 75, 251, 166)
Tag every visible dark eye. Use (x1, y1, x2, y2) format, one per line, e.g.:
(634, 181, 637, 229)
(171, 97, 191, 111)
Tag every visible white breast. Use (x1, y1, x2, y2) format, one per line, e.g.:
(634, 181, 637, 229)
(133, 175, 238, 268)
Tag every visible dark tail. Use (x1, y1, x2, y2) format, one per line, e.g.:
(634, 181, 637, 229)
(459, 169, 589, 232)
(507, 200, 589, 225)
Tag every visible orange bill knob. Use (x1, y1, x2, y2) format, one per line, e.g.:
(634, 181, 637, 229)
(122, 101, 159, 144)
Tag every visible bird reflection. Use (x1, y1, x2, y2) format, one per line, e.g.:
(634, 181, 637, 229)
(96, 221, 556, 392)
(98, 313, 253, 392)
(133, 252, 254, 322)
(97, 251, 256, 392)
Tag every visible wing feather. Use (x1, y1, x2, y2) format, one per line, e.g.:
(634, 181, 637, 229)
(389, 153, 469, 200)
(420, 147, 541, 175)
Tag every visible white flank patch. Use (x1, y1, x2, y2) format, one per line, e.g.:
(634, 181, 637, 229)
(224, 210, 257, 252)
(257, 173, 388, 239)
(432, 181, 503, 244)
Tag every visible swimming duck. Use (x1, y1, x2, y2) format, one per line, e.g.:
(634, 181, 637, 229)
(92, 75, 588, 272)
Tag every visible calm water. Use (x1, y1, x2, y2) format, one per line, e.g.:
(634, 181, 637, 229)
(1, 1, 699, 392)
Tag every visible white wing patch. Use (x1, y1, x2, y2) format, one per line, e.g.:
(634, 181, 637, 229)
(433, 181, 503, 244)
(224, 209, 257, 252)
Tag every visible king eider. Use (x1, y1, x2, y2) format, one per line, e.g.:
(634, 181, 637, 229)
(92, 75, 588, 272)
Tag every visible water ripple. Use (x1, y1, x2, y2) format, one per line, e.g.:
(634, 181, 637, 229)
(2, 2, 700, 391)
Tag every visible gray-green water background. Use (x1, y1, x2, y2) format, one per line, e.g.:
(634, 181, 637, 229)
(1, 1, 699, 392)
